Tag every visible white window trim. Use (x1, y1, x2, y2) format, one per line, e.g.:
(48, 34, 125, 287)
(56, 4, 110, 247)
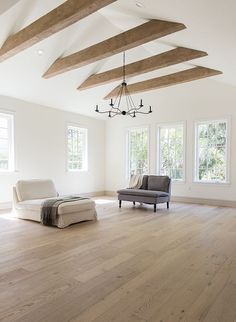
(0, 110, 15, 173)
(156, 121, 186, 183)
(66, 123, 88, 172)
(193, 117, 231, 185)
(125, 125, 150, 180)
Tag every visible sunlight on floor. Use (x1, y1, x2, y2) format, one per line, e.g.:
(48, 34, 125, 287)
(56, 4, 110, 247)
(0, 209, 18, 221)
(95, 199, 115, 205)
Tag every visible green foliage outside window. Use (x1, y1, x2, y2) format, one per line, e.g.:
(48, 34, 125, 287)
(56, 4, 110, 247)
(67, 126, 87, 171)
(129, 128, 148, 176)
(159, 125, 184, 180)
(197, 121, 227, 182)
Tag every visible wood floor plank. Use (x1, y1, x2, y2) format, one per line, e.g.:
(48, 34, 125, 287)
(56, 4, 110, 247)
(0, 198, 236, 322)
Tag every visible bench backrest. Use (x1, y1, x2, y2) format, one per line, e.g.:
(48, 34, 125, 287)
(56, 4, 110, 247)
(140, 175, 171, 193)
(15, 179, 57, 201)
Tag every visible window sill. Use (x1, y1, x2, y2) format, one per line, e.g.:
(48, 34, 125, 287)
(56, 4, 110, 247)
(0, 170, 17, 174)
(172, 180, 186, 184)
(67, 169, 88, 173)
(193, 180, 230, 186)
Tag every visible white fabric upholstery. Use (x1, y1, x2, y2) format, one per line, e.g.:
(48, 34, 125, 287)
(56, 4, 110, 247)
(18, 198, 95, 214)
(13, 180, 97, 228)
(15, 208, 97, 229)
(16, 179, 57, 201)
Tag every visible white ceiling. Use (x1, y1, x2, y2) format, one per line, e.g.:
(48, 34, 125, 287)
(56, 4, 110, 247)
(0, 0, 235, 118)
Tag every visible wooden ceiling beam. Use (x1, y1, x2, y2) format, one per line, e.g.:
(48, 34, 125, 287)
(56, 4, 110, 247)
(43, 19, 186, 78)
(0, 0, 117, 62)
(78, 47, 207, 90)
(104, 66, 222, 99)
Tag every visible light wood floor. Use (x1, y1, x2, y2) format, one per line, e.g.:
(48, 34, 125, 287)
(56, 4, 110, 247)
(0, 198, 236, 322)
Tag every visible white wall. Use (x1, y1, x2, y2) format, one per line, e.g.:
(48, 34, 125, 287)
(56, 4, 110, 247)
(105, 79, 236, 202)
(0, 95, 105, 205)
(1, 78, 236, 206)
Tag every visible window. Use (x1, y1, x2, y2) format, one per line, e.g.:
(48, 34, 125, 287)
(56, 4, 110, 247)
(127, 127, 149, 177)
(0, 112, 14, 172)
(195, 119, 229, 183)
(67, 125, 88, 171)
(157, 123, 185, 181)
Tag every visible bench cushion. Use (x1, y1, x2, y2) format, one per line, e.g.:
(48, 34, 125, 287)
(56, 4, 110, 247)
(117, 189, 169, 198)
(18, 198, 95, 215)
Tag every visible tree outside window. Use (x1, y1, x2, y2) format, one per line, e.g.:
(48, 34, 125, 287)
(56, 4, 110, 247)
(67, 125, 88, 171)
(127, 127, 149, 177)
(158, 123, 185, 181)
(0, 113, 14, 172)
(195, 120, 228, 183)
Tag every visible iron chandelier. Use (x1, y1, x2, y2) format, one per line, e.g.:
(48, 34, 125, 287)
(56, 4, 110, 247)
(95, 52, 152, 118)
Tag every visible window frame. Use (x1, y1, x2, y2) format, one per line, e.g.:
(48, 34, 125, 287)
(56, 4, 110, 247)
(126, 125, 150, 179)
(194, 117, 230, 184)
(0, 111, 15, 173)
(156, 121, 186, 183)
(66, 123, 88, 172)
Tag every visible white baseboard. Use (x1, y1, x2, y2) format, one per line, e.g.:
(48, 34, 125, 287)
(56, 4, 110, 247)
(105, 191, 236, 208)
(0, 202, 12, 210)
(171, 196, 236, 208)
(105, 191, 117, 197)
(79, 191, 105, 198)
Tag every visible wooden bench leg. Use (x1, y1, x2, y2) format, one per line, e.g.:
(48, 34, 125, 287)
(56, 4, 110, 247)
(119, 200, 122, 208)
(133, 201, 135, 206)
(167, 202, 169, 209)
(154, 204, 156, 212)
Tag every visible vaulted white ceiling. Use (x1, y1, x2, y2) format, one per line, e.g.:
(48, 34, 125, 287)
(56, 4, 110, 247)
(0, 0, 235, 117)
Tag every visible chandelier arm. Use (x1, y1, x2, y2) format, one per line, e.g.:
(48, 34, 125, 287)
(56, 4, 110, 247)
(110, 87, 122, 113)
(134, 110, 151, 115)
(117, 85, 124, 108)
(124, 87, 132, 111)
(125, 86, 136, 108)
(113, 84, 122, 105)
(109, 109, 121, 114)
(96, 110, 114, 114)
(124, 85, 132, 111)
(110, 112, 120, 118)
(128, 105, 143, 113)
(128, 94, 135, 110)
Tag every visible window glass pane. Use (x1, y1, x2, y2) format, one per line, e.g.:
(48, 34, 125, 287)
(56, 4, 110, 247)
(0, 117, 7, 128)
(196, 120, 228, 182)
(0, 114, 14, 171)
(128, 128, 148, 176)
(0, 160, 8, 169)
(158, 124, 184, 181)
(0, 138, 8, 150)
(0, 128, 8, 139)
(67, 126, 87, 171)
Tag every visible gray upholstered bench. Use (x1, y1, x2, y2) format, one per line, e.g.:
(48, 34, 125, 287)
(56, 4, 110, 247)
(117, 175, 171, 212)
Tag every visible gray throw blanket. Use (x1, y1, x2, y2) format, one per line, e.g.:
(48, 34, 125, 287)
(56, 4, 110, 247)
(41, 195, 88, 226)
